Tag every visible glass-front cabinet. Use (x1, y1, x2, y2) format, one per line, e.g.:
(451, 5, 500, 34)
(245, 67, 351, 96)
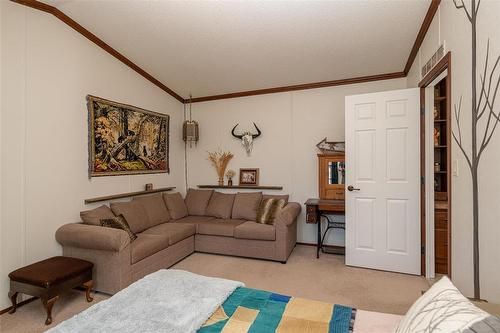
(318, 154, 345, 200)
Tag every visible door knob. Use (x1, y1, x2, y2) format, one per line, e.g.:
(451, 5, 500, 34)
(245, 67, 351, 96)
(347, 185, 360, 192)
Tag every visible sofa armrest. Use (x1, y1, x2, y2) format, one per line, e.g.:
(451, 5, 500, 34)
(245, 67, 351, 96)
(56, 223, 130, 252)
(274, 202, 301, 229)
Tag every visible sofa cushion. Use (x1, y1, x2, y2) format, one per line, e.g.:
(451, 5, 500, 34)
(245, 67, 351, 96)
(110, 201, 151, 234)
(262, 194, 289, 204)
(163, 192, 188, 219)
(80, 205, 115, 226)
(142, 223, 196, 245)
(231, 192, 263, 221)
(206, 192, 235, 219)
(172, 216, 216, 232)
(256, 198, 286, 224)
(133, 194, 170, 227)
(234, 221, 276, 241)
(185, 189, 213, 216)
(130, 234, 169, 264)
(197, 219, 246, 237)
(100, 215, 137, 242)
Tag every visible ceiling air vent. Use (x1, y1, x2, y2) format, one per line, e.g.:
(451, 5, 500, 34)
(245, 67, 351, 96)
(422, 43, 445, 78)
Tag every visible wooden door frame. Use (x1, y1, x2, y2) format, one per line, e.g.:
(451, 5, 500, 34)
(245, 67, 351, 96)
(418, 52, 452, 277)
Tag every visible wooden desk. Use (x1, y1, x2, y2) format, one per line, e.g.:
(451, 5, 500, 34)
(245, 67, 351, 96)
(305, 199, 345, 258)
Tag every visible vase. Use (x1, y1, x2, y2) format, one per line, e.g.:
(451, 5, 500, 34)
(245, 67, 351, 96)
(228, 179, 233, 187)
(218, 178, 224, 186)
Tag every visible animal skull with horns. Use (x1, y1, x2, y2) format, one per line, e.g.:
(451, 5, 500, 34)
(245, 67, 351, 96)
(231, 123, 262, 155)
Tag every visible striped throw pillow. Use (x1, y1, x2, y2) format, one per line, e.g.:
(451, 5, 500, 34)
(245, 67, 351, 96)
(256, 198, 286, 224)
(100, 214, 137, 242)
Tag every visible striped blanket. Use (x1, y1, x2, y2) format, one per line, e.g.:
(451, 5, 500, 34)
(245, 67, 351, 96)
(199, 287, 357, 333)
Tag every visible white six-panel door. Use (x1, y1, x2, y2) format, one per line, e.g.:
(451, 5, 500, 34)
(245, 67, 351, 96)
(345, 88, 420, 275)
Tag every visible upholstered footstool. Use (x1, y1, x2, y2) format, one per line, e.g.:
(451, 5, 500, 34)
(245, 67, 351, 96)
(8, 256, 94, 325)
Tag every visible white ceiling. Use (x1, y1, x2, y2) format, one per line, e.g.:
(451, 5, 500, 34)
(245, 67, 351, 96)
(44, 0, 430, 99)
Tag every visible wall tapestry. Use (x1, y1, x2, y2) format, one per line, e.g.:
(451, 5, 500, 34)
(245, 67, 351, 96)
(87, 95, 169, 177)
(452, 0, 499, 300)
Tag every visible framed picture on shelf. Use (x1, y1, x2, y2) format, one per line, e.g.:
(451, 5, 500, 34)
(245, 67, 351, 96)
(239, 168, 259, 186)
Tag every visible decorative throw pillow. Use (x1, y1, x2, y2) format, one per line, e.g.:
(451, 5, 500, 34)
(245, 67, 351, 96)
(396, 276, 500, 333)
(80, 205, 115, 226)
(231, 192, 263, 221)
(185, 188, 213, 216)
(206, 192, 235, 219)
(262, 194, 289, 205)
(162, 192, 188, 220)
(100, 215, 137, 242)
(256, 198, 286, 224)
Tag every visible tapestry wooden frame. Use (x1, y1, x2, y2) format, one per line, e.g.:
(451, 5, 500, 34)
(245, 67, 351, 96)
(87, 95, 170, 177)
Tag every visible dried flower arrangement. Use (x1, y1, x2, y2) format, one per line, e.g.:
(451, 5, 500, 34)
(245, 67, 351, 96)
(207, 150, 234, 186)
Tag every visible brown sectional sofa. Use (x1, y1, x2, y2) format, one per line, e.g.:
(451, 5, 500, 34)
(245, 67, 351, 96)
(56, 190, 301, 294)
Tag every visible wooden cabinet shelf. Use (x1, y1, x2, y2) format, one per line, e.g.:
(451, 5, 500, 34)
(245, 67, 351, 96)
(433, 76, 450, 275)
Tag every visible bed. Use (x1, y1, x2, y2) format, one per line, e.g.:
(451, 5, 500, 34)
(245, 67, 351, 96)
(47, 269, 402, 333)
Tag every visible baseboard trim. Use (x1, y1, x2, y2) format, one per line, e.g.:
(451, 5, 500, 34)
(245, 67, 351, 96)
(296, 242, 344, 250)
(0, 296, 38, 316)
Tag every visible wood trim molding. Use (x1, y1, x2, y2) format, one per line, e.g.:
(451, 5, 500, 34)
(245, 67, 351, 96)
(10, 0, 185, 103)
(11, 0, 441, 104)
(418, 51, 452, 277)
(189, 72, 406, 103)
(419, 52, 451, 88)
(404, 0, 441, 75)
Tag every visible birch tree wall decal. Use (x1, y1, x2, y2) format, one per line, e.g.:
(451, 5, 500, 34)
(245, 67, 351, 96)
(452, 0, 500, 300)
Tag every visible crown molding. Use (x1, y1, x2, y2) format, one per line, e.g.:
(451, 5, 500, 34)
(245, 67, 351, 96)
(11, 0, 440, 104)
(189, 72, 406, 103)
(404, 0, 441, 75)
(10, 0, 185, 103)
(189, 0, 440, 103)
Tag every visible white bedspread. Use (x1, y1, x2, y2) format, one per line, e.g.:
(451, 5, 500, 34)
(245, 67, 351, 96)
(353, 310, 403, 333)
(46, 269, 244, 333)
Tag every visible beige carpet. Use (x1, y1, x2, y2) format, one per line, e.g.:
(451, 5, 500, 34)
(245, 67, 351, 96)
(0, 245, 429, 332)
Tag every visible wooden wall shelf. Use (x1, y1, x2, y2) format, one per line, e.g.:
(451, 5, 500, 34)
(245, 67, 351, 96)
(197, 185, 283, 190)
(84, 187, 176, 204)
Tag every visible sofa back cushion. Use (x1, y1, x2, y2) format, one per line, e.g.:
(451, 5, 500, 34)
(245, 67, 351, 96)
(231, 192, 263, 221)
(256, 198, 286, 224)
(132, 194, 170, 227)
(262, 194, 289, 204)
(110, 201, 151, 234)
(185, 189, 213, 216)
(163, 192, 188, 220)
(80, 205, 115, 226)
(206, 192, 235, 219)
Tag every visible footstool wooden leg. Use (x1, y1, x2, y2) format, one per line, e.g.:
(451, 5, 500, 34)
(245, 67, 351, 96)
(83, 280, 93, 302)
(42, 295, 59, 325)
(8, 291, 18, 314)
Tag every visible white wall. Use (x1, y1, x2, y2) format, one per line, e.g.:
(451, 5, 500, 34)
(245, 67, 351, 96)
(186, 78, 407, 246)
(0, 2, 184, 309)
(407, 1, 500, 302)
